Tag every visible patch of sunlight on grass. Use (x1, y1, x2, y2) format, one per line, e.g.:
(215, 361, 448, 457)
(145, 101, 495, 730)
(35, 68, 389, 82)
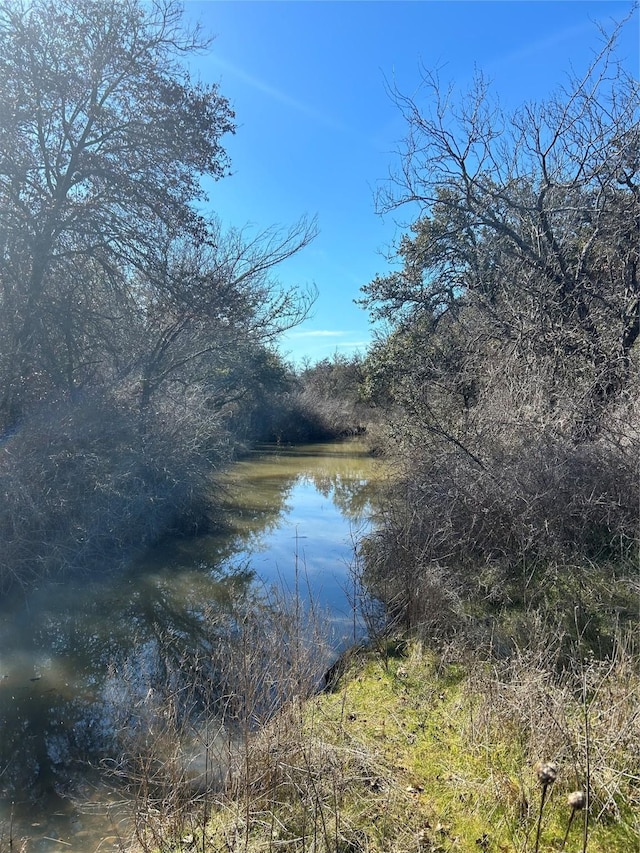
(193, 641, 639, 853)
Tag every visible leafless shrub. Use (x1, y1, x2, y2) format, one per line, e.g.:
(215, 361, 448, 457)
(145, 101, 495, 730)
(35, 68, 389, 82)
(0, 392, 221, 593)
(361, 430, 638, 645)
(104, 573, 335, 851)
(271, 355, 373, 443)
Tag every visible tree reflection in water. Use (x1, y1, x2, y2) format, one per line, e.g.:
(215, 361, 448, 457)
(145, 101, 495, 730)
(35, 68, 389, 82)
(0, 440, 380, 846)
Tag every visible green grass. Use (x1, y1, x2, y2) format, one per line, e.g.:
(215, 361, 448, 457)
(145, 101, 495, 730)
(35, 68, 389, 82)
(168, 639, 639, 853)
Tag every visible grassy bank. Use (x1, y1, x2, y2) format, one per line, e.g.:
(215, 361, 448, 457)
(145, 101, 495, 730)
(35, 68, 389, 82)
(132, 632, 639, 853)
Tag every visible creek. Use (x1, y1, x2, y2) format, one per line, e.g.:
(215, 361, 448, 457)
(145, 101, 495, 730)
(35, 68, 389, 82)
(0, 439, 381, 851)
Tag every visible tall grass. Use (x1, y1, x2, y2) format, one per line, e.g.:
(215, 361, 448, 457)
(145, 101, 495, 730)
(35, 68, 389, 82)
(103, 569, 334, 852)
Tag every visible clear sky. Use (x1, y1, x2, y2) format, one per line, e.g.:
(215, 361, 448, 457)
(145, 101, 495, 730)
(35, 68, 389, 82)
(181, 0, 639, 366)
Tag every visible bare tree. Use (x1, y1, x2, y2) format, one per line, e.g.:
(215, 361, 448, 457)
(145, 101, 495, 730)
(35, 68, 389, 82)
(359, 15, 640, 637)
(0, 0, 235, 427)
(127, 217, 318, 414)
(364, 14, 639, 438)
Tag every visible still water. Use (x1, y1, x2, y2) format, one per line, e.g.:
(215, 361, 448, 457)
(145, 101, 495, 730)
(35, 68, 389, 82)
(0, 440, 380, 851)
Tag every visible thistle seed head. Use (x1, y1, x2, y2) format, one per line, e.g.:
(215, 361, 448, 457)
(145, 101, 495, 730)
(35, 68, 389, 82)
(534, 761, 558, 786)
(567, 790, 586, 810)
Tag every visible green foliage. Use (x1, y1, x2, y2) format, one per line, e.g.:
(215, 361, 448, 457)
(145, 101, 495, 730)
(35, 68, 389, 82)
(195, 639, 640, 853)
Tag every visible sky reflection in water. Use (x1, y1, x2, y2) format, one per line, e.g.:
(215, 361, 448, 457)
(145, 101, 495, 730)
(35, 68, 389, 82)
(0, 440, 381, 850)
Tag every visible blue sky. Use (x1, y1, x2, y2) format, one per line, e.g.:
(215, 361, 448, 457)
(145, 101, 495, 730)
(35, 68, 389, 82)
(182, 1, 639, 365)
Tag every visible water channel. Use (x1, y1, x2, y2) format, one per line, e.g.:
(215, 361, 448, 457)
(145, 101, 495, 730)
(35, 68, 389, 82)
(0, 440, 381, 851)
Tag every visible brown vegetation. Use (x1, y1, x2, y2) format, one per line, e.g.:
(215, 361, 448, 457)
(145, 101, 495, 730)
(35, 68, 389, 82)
(358, 14, 639, 652)
(0, 0, 317, 593)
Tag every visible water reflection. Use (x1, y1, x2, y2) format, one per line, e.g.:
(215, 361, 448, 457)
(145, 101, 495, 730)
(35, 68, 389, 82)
(0, 440, 379, 850)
